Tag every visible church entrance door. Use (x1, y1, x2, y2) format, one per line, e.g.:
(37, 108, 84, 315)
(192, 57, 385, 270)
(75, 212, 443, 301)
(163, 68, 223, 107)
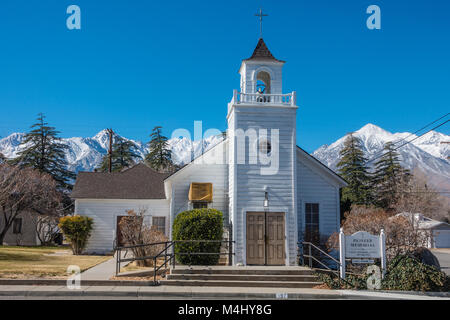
(246, 212, 285, 265)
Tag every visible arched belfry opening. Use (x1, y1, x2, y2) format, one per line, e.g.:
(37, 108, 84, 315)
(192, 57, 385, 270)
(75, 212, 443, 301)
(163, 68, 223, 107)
(238, 38, 286, 98)
(256, 71, 271, 94)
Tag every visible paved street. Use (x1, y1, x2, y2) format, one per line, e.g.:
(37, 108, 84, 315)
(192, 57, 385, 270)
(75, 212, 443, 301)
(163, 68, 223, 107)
(431, 249, 450, 276)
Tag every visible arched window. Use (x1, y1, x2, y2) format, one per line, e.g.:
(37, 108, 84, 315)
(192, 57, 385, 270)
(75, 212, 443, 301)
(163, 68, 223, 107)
(255, 71, 271, 103)
(256, 71, 271, 94)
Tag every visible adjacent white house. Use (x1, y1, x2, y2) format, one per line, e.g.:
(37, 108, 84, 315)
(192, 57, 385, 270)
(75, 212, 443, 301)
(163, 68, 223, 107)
(397, 212, 450, 249)
(72, 38, 347, 265)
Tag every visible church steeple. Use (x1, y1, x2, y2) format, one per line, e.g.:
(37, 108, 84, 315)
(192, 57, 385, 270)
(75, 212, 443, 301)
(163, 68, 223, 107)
(238, 38, 285, 95)
(243, 38, 285, 63)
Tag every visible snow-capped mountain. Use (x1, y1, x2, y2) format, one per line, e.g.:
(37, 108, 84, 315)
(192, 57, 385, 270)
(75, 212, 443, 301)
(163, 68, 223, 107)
(312, 123, 450, 194)
(0, 129, 224, 173)
(0, 124, 448, 193)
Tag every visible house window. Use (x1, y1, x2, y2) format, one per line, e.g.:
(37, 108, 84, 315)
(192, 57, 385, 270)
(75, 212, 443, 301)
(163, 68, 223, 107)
(152, 217, 166, 235)
(13, 218, 22, 234)
(305, 203, 319, 244)
(193, 202, 208, 209)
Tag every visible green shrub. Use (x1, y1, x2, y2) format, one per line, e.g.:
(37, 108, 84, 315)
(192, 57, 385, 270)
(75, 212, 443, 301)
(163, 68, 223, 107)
(316, 271, 369, 290)
(58, 215, 94, 255)
(172, 208, 223, 265)
(316, 255, 450, 292)
(382, 254, 450, 292)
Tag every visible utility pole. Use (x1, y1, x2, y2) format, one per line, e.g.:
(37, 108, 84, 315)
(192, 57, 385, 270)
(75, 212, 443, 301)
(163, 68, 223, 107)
(107, 128, 114, 173)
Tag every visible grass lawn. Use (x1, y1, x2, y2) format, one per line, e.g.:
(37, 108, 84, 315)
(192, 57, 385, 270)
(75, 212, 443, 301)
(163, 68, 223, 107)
(120, 258, 166, 273)
(0, 246, 111, 279)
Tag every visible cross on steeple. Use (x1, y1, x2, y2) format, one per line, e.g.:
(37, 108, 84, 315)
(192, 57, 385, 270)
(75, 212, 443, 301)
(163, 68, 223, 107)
(255, 8, 268, 39)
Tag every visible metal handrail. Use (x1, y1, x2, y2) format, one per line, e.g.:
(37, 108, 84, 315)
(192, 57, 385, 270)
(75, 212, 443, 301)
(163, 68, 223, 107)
(298, 241, 358, 289)
(115, 239, 235, 283)
(171, 239, 235, 271)
(115, 240, 171, 250)
(115, 241, 171, 276)
(301, 241, 341, 266)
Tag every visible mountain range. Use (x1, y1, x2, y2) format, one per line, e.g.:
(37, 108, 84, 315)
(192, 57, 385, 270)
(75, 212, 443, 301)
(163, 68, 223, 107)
(312, 124, 450, 194)
(0, 130, 224, 174)
(0, 123, 448, 193)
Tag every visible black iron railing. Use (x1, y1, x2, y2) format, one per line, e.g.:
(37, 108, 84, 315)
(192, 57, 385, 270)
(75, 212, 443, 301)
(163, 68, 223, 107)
(114, 239, 235, 284)
(298, 241, 341, 272)
(298, 241, 358, 288)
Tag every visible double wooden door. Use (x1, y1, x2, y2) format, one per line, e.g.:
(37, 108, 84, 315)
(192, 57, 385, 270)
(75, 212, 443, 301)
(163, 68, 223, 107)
(246, 212, 285, 265)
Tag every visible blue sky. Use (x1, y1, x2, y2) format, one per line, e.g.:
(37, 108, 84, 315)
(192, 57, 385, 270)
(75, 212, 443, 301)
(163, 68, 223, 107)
(0, 0, 449, 152)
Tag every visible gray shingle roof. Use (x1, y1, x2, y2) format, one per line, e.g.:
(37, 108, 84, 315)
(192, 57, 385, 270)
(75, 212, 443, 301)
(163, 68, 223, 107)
(71, 163, 168, 200)
(243, 38, 285, 63)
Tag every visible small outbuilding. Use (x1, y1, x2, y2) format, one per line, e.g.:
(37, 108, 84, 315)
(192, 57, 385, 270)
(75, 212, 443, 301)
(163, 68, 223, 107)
(397, 212, 450, 249)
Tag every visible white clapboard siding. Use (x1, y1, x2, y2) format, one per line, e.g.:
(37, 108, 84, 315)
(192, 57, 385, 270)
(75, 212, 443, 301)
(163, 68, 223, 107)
(296, 148, 342, 244)
(227, 111, 236, 233)
(230, 105, 298, 265)
(166, 141, 229, 227)
(75, 199, 169, 254)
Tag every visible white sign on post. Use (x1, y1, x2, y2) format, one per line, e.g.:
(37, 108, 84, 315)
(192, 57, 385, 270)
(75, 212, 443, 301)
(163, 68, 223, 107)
(345, 231, 380, 258)
(339, 229, 386, 281)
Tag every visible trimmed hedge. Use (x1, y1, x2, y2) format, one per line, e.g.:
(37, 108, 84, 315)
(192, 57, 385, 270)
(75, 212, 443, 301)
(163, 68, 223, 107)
(59, 215, 93, 255)
(172, 208, 223, 265)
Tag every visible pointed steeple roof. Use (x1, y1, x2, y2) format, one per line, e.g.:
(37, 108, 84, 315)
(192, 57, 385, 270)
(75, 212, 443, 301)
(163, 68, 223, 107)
(243, 38, 285, 63)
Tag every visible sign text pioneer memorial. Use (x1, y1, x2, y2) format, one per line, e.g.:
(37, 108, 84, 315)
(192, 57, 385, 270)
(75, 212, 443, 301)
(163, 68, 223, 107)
(345, 231, 380, 258)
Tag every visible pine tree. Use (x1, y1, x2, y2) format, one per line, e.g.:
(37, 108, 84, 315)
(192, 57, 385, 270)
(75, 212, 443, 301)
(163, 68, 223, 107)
(337, 134, 371, 207)
(145, 126, 174, 172)
(12, 113, 75, 189)
(372, 142, 410, 209)
(0, 153, 5, 164)
(97, 135, 142, 172)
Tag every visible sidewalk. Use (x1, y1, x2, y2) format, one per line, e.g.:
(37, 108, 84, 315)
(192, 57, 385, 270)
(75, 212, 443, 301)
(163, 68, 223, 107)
(0, 285, 448, 300)
(81, 251, 131, 280)
(80, 257, 116, 281)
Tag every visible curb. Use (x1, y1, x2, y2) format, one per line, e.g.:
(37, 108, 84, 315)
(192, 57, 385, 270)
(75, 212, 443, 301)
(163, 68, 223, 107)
(0, 279, 157, 287)
(377, 290, 450, 298)
(0, 290, 356, 299)
(0, 287, 435, 300)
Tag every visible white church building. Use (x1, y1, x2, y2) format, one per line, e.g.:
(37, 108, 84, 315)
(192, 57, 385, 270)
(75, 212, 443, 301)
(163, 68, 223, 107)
(72, 38, 347, 266)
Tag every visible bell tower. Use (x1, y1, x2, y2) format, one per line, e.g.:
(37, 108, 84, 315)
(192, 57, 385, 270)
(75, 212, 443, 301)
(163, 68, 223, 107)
(227, 35, 299, 266)
(239, 38, 285, 95)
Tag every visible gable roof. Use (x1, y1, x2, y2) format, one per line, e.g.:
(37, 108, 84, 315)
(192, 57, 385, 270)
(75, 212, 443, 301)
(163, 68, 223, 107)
(164, 140, 346, 188)
(164, 139, 227, 182)
(71, 163, 169, 200)
(296, 146, 347, 187)
(396, 212, 450, 230)
(243, 38, 285, 63)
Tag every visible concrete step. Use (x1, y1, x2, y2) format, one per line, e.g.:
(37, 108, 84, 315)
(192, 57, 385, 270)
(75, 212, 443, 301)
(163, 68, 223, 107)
(170, 267, 314, 276)
(166, 274, 318, 282)
(159, 279, 322, 288)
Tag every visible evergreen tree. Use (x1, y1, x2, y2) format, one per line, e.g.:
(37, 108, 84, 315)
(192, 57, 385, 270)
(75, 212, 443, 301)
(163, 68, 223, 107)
(337, 134, 371, 207)
(372, 142, 410, 209)
(11, 113, 75, 189)
(145, 126, 174, 172)
(0, 152, 5, 164)
(97, 135, 142, 172)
